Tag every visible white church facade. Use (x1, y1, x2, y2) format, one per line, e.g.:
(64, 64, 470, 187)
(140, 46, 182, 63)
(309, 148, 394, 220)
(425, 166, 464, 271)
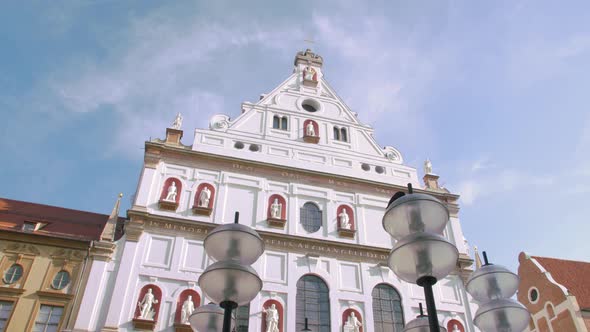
(73, 49, 477, 332)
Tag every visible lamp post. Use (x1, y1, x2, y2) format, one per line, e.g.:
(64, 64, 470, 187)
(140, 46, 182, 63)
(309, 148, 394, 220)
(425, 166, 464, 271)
(383, 184, 458, 332)
(196, 212, 264, 332)
(188, 303, 225, 332)
(301, 318, 312, 331)
(466, 252, 530, 332)
(403, 304, 448, 332)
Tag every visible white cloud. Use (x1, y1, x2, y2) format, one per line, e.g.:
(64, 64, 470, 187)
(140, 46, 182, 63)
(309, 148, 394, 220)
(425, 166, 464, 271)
(42, 12, 304, 157)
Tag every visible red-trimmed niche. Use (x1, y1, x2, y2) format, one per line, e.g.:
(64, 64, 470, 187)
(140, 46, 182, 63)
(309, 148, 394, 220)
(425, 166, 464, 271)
(134, 284, 163, 321)
(304, 67, 318, 81)
(447, 319, 465, 332)
(160, 177, 182, 205)
(194, 183, 215, 209)
(342, 308, 363, 332)
(261, 299, 284, 332)
(303, 120, 319, 137)
(267, 194, 287, 220)
(337, 205, 355, 230)
(175, 289, 201, 324)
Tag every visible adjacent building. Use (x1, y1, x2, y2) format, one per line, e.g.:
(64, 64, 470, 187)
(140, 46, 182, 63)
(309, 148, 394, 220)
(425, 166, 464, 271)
(73, 49, 477, 332)
(517, 252, 590, 332)
(0, 197, 122, 332)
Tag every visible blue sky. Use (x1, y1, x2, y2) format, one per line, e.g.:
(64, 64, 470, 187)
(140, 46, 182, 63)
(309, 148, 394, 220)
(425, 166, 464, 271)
(2, 1, 589, 271)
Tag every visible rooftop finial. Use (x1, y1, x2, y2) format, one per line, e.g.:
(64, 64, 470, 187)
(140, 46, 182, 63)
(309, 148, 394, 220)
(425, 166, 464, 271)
(101, 193, 123, 242)
(424, 158, 433, 175)
(474, 246, 483, 269)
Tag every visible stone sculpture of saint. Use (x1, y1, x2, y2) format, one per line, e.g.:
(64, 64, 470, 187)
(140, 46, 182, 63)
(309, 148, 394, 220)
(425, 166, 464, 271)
(262, 303, 279, 332)
(198, 187, 211, 208)
(172, 113, 183, 130)
(343, 312, 362, 332)
(304, 66, 315, 81)
(452, 324, 461, 332)
(270, 198, 282, 219)
(180, 295, 195, 324)
(424, 158, 433, 175)
(306, 122, 316, 137)
(339, 209, 351, 230)
(137, 288, 159, 320)
(165, 182, 178, 202)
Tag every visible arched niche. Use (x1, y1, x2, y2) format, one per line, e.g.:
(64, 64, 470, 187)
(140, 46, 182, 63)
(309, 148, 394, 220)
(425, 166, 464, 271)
(342, 308, 363, 332)
(175, 289, 201, 325)
(267, 194, 287, 228)
(337, 205, 356, 238)
(134, 284, 163, 321)
(159, 177, 181, 211)
(446, 319, 465, 332)
(261, 299, 284, 332)
(193, 183, 215, 216)
(303, 119, 320, 143)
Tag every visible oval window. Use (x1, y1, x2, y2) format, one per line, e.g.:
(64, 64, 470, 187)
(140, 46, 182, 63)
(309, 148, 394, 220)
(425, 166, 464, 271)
(3, 264, 23, 284)
(302, 99, 320, 113)
(51, 270, 71, 290)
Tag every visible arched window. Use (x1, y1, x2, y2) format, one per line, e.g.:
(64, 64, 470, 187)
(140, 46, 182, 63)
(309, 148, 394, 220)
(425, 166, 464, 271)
(281, 117, 288, 130)
(235, 303, 250, 332)
(273, 116, 280, 129)
(340, 128, 348, 142)
(546, 302, 555, 319)
(300, 202, 322, 233)
(372, 284, 404, 332)
(333, 127, 340, 140)
(296, 275, 330, 332)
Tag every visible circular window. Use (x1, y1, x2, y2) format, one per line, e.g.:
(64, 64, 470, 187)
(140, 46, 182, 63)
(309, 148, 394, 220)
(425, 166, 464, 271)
(361, 163, 371, 171)
(249, 144, 260, 152)
(234, 142, 245, 149)
(3, 264, 23, 284)
(529, 288, 539, 303)
(301, 99, 320, 113)
(375, 166, 385, 174)
(51, 270, 71, 290)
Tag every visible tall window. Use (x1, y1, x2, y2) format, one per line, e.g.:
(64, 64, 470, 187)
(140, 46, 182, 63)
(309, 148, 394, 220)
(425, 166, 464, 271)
(296, 275, 330, 332)
(234, 304, 250, 332)
(340, 128, 348, 142)
(372, 284, 404, 332)
(33, 305, 63, 332)
(0, 301, 14, 332)
(300, 202, 322, 233)
(333, 126, 348, 142)
(281, 117, 288, 130)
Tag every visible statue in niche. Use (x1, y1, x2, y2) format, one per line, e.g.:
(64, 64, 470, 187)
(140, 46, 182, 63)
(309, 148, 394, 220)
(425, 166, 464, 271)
(451, 324, 461, 332)
(304, 66, 316, 81)
(339, 209, 351, 230)
(343, 312, 362, 332)
(172, 113, 183, 130)
(165, 182, 178, 202)
(270, 198, 282, 219)
(306, 122, 316, 137)
(262, 303, 280, 332)
(424, 158, 433, 175)
(198, 186, 211, 208)
(180, 295, 195, 324)
(137, 288, 159, 320)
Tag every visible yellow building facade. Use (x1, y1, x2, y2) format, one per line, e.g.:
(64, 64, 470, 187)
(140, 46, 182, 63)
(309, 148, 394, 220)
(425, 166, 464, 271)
(0, 197, 121, 332)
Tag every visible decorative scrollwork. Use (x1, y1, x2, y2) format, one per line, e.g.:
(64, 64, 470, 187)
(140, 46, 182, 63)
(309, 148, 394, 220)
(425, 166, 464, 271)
(209, 114, 230, 131)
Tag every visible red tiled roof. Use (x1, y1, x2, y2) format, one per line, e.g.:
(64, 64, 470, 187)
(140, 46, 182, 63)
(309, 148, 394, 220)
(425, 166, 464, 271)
(532, 255, 590, 310)
(0, 198, 122, 242)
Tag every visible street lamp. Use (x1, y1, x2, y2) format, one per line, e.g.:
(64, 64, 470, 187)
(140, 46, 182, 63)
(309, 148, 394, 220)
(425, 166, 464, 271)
(403, 304, 447, 332)
(188, 303, 226, 332)
(383, 184, 458, 332)
(197, 212, 264, 332)
(466, 252, 530, 332)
